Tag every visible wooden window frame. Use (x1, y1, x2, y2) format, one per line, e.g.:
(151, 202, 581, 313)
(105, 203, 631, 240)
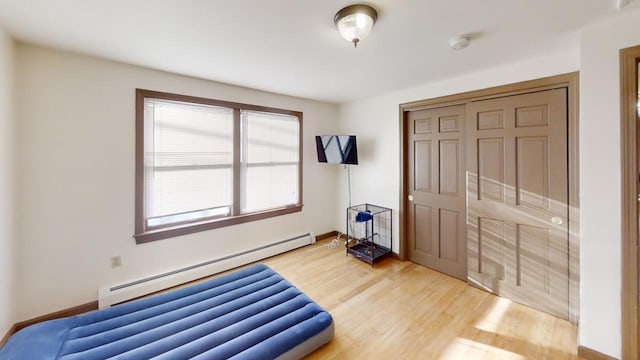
(134, 89, 303, 244)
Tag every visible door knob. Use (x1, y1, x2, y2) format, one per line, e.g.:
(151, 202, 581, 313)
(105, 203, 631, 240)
(551, 217, 564, 225)
(408, 195, 414, 201)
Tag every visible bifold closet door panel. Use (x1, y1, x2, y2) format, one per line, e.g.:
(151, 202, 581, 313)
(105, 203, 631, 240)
(407, 105, 466, 280)
(466, 88, 569, 320)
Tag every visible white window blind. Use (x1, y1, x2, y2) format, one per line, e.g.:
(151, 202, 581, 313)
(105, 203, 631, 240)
(144, 98, 234, 227)
(241, 110, 299, 213)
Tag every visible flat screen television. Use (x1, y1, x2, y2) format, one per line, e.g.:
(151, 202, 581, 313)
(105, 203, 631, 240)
(315, 135, 358, 165)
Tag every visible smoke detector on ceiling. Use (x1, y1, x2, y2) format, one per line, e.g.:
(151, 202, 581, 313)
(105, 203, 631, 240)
(449, 36, 470, 51)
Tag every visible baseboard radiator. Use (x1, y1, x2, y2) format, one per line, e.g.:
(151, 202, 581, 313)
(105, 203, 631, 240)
(98, 232, 315, 309)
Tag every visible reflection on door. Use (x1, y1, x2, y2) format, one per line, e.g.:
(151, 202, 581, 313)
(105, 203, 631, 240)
(466, 88, 570, 320)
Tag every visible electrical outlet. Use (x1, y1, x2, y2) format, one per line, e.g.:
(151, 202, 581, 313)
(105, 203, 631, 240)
(110, 256, 122, 268)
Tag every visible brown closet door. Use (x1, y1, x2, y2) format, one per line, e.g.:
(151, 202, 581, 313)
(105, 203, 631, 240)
(466, 88, 569, 319)
(407, 105, 466, 280)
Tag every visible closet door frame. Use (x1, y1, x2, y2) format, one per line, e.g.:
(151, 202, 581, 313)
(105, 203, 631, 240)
(398, 72, 580, 324)
(620, 45, 640, 360)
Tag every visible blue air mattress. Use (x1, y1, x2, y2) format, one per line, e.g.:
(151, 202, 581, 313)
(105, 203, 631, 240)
(0, 264, 334, 359)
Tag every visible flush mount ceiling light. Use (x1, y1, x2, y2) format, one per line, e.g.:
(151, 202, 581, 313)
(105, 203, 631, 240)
(617, 0, 635, 11)
(334, 4, 378, 48)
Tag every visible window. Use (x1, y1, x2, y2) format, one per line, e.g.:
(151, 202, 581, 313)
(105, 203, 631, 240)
(135, 89, 302, 243)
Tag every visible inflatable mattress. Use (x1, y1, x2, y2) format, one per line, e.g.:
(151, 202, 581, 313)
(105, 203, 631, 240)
(0, 264, 334, 359)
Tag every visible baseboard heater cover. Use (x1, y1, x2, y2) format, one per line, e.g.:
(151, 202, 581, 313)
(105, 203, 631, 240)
(98, 232, 315, 308)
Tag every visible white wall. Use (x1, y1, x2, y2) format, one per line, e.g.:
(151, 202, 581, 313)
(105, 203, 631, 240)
(0, 26, 15, 336)
(336, 46, 580, 252)
(578, 6, 640, 359)
(14, 44, 340, 320)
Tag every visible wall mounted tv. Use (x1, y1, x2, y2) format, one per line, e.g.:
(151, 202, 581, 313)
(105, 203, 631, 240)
(315, 135, 358, 165)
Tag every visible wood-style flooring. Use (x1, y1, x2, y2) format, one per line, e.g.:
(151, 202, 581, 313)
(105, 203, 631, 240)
(251, 237, 582, 360)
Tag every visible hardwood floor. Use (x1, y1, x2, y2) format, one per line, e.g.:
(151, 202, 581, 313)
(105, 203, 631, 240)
(253, 237, 582, 359)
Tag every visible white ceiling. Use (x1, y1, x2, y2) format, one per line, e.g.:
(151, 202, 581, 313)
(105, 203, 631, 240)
(0, 0, 629, 103)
